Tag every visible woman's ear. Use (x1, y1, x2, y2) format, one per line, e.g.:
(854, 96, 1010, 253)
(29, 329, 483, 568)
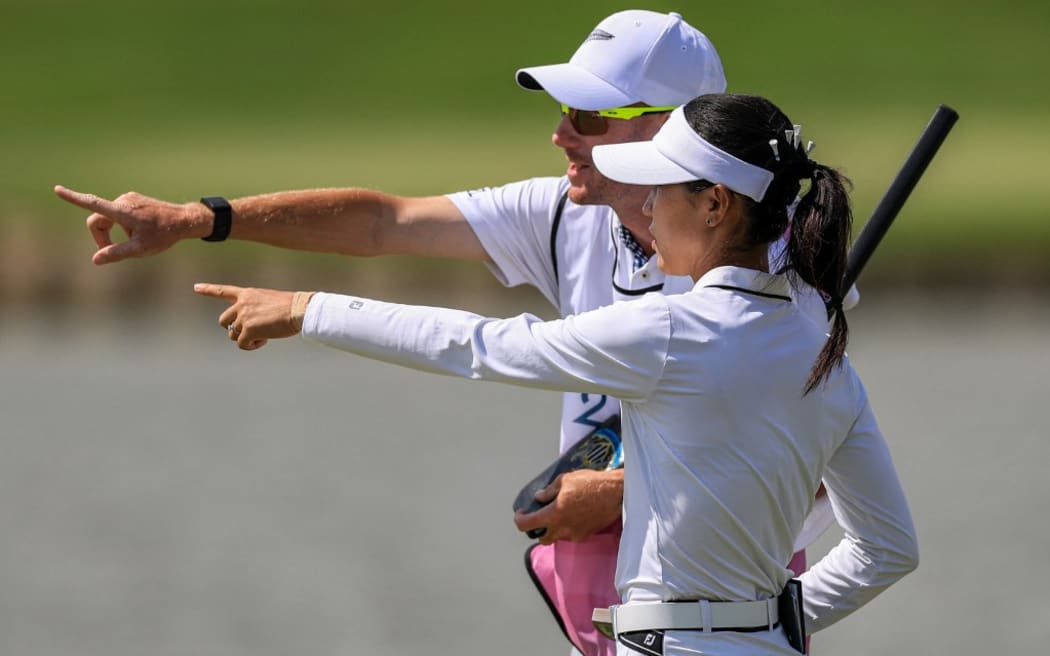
(706, 184, 735, 227)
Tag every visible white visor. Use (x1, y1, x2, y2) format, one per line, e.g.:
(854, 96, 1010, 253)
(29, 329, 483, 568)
(592, 106, 774, 202)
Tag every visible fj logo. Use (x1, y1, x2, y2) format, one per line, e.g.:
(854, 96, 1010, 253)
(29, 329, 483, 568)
(643, 633, 656, 646)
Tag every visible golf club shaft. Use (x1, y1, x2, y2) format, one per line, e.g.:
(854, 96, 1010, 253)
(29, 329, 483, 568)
(843, 104, 960, 291)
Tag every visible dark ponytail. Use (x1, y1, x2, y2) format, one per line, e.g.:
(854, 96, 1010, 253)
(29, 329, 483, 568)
(788, 163, 853, 393)
(682, 94, 854, 393)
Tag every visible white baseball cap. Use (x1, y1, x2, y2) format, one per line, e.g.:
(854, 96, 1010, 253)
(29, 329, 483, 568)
(516, 10, 726, 111)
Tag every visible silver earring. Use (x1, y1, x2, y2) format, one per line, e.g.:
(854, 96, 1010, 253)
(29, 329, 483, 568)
(706, 217, 714, 226)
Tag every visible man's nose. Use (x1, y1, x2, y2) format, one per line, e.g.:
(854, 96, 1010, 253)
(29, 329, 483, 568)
(552, 113, 581, 148)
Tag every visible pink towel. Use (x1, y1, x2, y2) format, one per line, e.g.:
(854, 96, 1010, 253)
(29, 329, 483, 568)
(526, 522, 622, 656)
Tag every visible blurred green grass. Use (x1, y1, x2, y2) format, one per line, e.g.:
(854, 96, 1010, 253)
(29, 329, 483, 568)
(3, 0, 1049, 288)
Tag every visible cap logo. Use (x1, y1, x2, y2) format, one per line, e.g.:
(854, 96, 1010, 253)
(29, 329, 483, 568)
(584, 29, 615, 43)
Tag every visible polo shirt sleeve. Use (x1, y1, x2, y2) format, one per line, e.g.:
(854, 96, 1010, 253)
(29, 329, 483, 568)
(301, 291, 671, 402)
(799, 378, 919, 633)
(446, 177, 566, 309)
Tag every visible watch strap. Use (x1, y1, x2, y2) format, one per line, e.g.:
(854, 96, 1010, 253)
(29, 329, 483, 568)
(200, 196, 233, 242)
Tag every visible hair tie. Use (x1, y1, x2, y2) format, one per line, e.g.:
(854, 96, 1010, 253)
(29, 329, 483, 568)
(791, 159, 817, 180)
(822, 293, 845, 319)
(829, 295, 844, 314)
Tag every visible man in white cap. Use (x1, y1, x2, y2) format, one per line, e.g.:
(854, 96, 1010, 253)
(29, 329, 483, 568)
(55, 10, 831, 656)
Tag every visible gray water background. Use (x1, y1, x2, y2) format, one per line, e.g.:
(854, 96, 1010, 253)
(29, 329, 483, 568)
(2, 291, 1048, 655)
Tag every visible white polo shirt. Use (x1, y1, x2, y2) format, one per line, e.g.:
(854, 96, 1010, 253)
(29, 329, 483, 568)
(448, 177, 841, 550)
(449, 177, 684, 455)
(301, 266, 917, 653)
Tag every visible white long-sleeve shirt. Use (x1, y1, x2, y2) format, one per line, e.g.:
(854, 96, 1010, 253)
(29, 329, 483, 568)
(301, 265, 917, 652)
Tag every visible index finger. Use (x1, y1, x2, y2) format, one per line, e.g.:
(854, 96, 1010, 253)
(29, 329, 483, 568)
(53, 185, 122, 215)
(193, 282, 243, 300)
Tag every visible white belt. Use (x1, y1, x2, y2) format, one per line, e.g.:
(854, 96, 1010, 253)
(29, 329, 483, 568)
(593, 598, 779, 635)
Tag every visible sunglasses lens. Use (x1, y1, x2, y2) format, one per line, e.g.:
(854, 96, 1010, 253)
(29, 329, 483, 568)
(565, 108, 608, 136)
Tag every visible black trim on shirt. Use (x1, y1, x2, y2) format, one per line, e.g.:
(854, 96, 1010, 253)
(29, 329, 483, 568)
(549, 191, 569, 283)
(611, 221, 664, 296)
(612, 279, 665, 296)
(704, 284, 792, 302)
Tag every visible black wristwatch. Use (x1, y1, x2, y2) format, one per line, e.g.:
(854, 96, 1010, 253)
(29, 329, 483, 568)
(200, 196, 233, 242)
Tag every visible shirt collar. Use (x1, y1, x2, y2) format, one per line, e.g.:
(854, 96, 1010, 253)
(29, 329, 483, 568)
(693, 266, 792, 299)
(615, 225, 648, 271)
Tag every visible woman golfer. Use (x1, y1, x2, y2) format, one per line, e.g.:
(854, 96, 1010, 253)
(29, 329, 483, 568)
(196, 93, 918, 655)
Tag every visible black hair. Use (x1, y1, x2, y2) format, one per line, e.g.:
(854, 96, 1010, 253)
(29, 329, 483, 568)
(682, 93, 853, 394)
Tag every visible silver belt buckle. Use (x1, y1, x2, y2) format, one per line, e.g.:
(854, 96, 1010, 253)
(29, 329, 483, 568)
(591, 606, 615, 640)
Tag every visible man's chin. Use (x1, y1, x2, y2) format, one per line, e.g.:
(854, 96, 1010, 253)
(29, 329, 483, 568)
(567, 185, 594, 205)
(567, 179, 606, 206)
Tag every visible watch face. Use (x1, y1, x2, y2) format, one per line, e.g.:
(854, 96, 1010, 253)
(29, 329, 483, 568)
(201, 196, 231, 211)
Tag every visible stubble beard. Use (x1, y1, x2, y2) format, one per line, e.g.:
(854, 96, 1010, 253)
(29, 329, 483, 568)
(568, 177, 648, 216)
(567, 172, 616, 206)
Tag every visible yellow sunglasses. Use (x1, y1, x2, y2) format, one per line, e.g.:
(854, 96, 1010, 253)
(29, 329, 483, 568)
(560, 103, 675, 135)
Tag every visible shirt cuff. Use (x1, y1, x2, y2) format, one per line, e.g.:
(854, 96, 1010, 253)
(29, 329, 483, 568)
(300, 291, 331, 341)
